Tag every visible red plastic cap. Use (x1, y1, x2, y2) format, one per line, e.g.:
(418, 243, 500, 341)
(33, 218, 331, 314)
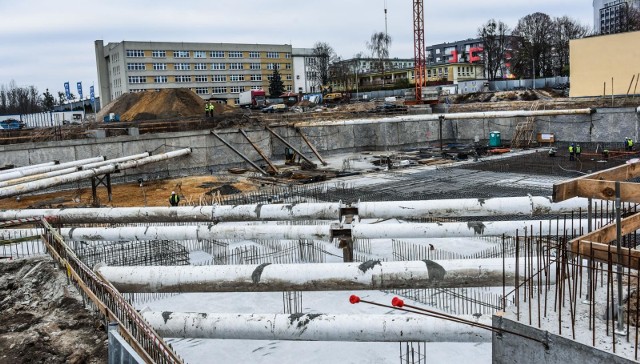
(391, 297, 404, 307)
(349, 295, 361, 304)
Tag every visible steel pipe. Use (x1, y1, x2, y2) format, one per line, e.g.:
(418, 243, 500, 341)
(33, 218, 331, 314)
(2, 218, 589, 241)
(293, 108, 594, 128)
(97, 258, 548, 293)
(0, 203, 342, 224)
(350, 219, 589, 239)
(0, 161, 58, 175)
(0, 196, 590, 223)
(0, 167, 80, 188)
(0, 149, 191, 199)
(80, 152, 150, 170)
(357, 196, 591, 219)
(141, 311, 493, 342)
(0, 156, 105, 183)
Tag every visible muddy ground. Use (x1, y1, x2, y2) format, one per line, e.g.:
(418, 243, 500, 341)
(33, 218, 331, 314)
(0, 256, 108, 364)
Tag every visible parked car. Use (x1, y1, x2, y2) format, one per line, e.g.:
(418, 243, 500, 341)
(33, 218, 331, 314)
(261, 104, 287, 113)
(0, 119, 26, 130)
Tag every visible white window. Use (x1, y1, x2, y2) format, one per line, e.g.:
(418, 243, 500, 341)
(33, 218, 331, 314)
(212, 63, 226, 70)
(250, 74, 262, 81)
(213, 74, 226, 82)
(228, 51, 243, 58)
(126, 50, 145, 57)
(266, 52, 279, 58)
(194, 63, 207, 70)
(127, 63, 146, 71)
(229, 63, 243, 70)
(174, 63, 191, 71)
(153, 63, 167, 70)
(175, 75, 192, 83)
(195, 75, 208, 82)
(285, 64, 292, 69)
(230, 86, 243, 93)
(250, 63, 261, 70)
(285, 53, 291, 59)
(210, 51, 224, 58)
(251, 85, 262, 90)
(173, 50, 190, 58)
(286, 75, 292, 80)
(152, 50, 166, 58)
(154, 76, 168, 83)
(194, 51, 206, 58)
(229, 74, 244, 82)
(195, 87, 209, 95)
(249, 51, 260, 58)
(128, 76, 147, 83)
(212, 87, 226, 94)
(286, 85, 292, 91)
(234, 98, 240, 104)
(267, 63, 280, 70)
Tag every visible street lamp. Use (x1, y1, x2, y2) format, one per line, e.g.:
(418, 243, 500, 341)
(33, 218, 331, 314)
(532, 59, 536, 90)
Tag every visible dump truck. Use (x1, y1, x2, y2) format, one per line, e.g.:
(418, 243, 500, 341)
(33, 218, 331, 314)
(238, 89, 267, 109)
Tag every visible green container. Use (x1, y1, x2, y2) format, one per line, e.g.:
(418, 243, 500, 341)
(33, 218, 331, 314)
(489, 131, 501, 147)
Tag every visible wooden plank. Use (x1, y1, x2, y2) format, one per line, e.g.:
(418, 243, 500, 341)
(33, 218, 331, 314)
(574, 180, 640, 203)
(552, 180, 578, 202)
(554, 162, 640, 202)
(569, 210, 640, 247)
(572, 239, 640, 269)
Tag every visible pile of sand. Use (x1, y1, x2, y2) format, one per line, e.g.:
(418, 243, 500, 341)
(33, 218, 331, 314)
(97, 88, 235, 122)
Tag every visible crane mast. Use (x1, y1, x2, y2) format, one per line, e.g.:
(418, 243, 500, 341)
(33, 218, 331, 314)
(413, 0, 425, 103)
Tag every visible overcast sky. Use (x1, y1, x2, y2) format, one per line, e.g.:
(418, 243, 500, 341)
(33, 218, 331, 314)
(0, 0, 592, 98)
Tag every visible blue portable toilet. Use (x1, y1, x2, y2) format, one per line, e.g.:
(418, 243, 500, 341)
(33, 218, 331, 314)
(489, 131, 501, 147)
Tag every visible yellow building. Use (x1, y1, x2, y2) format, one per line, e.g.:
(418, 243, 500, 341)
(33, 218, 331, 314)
(569, 31, 640, 97)
(331, 63, 484, 91)
(95, 40, 304, 106)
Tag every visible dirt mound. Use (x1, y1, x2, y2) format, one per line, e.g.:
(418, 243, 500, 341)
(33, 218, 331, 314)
(0, 256, 107, 363)
(98, 89, 236, 122)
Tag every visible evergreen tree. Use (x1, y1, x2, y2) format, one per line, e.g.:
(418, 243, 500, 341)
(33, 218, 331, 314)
(42, 89, 55, 111)
(268, 67, 284, 97)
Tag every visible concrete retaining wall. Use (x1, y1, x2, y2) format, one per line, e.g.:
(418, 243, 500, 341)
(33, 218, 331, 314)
(0, 107, 638, 181)
(492, 316, 635, 364)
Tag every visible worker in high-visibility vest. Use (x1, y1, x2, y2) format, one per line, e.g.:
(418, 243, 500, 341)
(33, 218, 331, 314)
(575, 144, 581, 158)
(208, 102, 215, 117)
(205, 102, 211, 118)
(626, 137, 634, 151)
(169, 191, 180, 206)
(568, 144, 575, 161)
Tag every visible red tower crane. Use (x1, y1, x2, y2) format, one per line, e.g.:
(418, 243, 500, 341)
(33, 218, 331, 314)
(412, 0, 425, 103)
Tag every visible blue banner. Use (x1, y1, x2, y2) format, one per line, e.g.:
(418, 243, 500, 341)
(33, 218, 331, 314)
(77, 82, 83, 99)
(90, 86, 95, 103)
(64, 82, 70, 99)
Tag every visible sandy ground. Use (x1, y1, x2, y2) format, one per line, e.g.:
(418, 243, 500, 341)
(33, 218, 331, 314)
(1, 175, 260, 210)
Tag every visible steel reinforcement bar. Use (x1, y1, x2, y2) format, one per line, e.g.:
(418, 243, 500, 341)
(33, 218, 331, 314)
(39, 218, 183, 364)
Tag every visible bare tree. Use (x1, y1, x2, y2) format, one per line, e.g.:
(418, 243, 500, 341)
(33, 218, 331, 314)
(0, 80, 43, 115)
(310, 42, 336, 91)
(367, 32, 392, 86)
(551, 16, 590, 76)
(509, 12, 555, 79)
(478, 19, 510, 80)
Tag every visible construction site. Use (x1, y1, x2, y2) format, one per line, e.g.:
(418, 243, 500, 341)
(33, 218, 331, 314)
(4, 1, 640, 362)
(1, 80, 640, 363)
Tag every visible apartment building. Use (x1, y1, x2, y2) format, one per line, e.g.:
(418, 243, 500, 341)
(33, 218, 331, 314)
(426, 38, 484, 66)
(95, 40, 315, 105)
(593, 0, 640, 34)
